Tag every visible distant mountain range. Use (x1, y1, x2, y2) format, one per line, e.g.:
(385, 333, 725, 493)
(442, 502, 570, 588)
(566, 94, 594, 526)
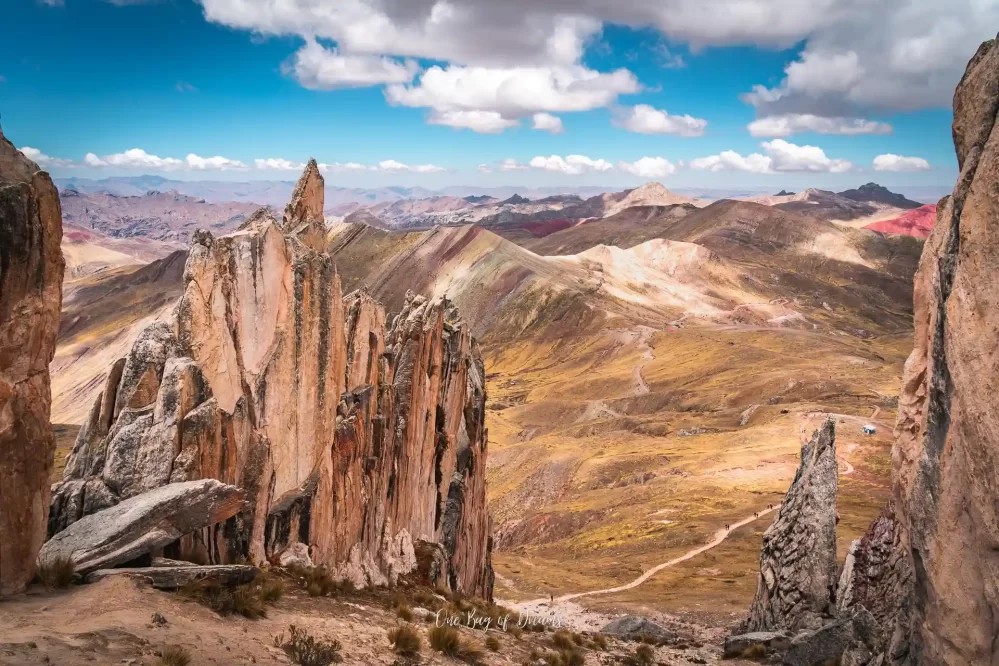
(54, 175, 949, 210)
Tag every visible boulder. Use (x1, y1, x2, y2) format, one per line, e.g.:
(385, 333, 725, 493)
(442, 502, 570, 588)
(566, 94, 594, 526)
(779, 610, 879, 666)
(0, 131, 64, 597)
(722, 631, 791, 659)
(39, 479, 244, 574)
(600, 616, 674, 643)
(746, 419, 838, 632)
(84, 564, 258, 589)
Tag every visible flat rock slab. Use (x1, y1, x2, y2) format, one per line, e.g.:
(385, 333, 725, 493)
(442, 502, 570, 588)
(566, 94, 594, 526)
(38, 479, 244, 575)
(85, 564, 259, 589)
(600, 615, 674, 642)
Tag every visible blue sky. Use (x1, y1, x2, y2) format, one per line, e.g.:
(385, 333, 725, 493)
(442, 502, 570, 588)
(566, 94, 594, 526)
(2, 0, 987, 189)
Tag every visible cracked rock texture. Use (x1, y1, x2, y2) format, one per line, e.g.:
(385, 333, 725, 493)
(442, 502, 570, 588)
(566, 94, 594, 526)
(885, 34, 999, 666)
(0, 132, 64, 597)
(746, 419, 838, 633)
(50, 161, 494, 599)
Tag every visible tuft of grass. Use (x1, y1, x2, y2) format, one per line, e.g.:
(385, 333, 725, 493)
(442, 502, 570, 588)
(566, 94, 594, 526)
(276, 625, 343, 666)
(35, 556, 76, 589)
(485, 635, 500, 651)
(179, 579, 267, 619)
(428, 626, 483, 664)
(158, 645, 191, 666)
(257, 571, 285, 603)
(591, 633, 608, 650)
(387, 625, 422, 657)
(552, 630, 574, 650)
(287, 564, 341, 597)
(620, 643, 656, 666)
(396, 605, 415, 622)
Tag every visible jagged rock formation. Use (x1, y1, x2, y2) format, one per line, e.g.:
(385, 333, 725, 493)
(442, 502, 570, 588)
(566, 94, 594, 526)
(0, 134, 65, 597)
(887, 34, 999, 666)
(836, 502, 913, 654)
(49, 160, 494, 598)
(746, 419, 838, 633)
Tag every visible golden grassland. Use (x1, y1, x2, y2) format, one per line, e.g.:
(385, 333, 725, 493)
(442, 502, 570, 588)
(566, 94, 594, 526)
(485, 322, 903, 619)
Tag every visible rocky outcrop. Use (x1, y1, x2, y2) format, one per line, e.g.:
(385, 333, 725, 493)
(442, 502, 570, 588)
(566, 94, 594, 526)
(746, 419, 838, 633)
(50, 161, 494, 599)
(836, 502, 913, 654)
(0, 133, 65, 597)
(887, 34, 999, 666)
(84, 563, 258, 589)
(39, 479, 244, 575)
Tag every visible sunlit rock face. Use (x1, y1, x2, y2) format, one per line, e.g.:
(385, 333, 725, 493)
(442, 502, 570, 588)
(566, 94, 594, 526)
(52, 160, 494, 599)
(0, 133, 65, 597)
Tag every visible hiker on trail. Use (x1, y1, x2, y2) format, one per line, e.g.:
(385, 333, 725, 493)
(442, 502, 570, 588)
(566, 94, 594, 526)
(725, 523, 730, 530)
(550, 594, 554, 603)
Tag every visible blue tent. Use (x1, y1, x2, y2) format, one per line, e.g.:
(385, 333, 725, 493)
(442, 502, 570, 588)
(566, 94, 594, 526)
(863, 425, 877, 435)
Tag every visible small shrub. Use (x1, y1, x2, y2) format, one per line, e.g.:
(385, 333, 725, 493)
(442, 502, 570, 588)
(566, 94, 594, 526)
(396, 604, 415, 622)
(428, 626, 483, 664)
(508, 624, 523, 639)
(288, 565, 340, 597)
(179, 579, 267, 619)
(620, 643, 655, 666)
(592, 634, 608, 650)
(158, 645, 191, 666)
(485, 635, 500, 651)
(571, 632, 585, 646)
(257, 572, 285, 603)
(276, 625, 343, 666)
(552, 631, 574, 650)
(387, 625, 421, 657)
(35, 556, 75, 589)
(539, 649, 584, 666)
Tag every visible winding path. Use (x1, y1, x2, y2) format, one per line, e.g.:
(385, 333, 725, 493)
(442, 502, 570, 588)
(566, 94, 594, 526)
(631, 326, 655, 396)
(513, 446, 857, 607)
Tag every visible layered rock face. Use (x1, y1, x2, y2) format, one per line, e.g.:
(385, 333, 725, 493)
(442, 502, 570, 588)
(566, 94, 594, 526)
(746, 419, 838, 633)
(51, 160, 494, 598)
(0, 134, 65, 597)
(887, 35, 999, 666)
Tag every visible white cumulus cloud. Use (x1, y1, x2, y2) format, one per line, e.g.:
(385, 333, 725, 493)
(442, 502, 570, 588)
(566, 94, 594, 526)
(185, 154, 248, 170)
(428, 110, 519, 133)
(284, 38, 419, 90)
(618, 157, 678, 179)
(873, 154, 931, 172)
(255, 157, 306, 171)
(84, 148, 184, 170)
(19, 147, 74, 168)
(499, 158, 529, 171)
(691, 139, 852, 174)
(747, 113, 893, 137)
(529, 154, 613, 175)
(376, 160, 446, 173)
(612, 104, 707, 137)
(532, 112, 564, 134)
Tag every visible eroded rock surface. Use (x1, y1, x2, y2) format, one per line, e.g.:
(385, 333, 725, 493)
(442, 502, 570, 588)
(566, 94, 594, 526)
(887, 34, 999, 666)
(0, 132, 65, 597)
(746, 419, 838, 633)
(50, 162, 494, 599)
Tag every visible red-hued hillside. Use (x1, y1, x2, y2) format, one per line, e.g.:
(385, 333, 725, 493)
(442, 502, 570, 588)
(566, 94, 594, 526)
(865, 204, 937, 238)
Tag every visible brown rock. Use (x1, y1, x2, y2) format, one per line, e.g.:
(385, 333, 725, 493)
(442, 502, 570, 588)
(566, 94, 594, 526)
(51, 163, 494, 599)
(0, 132, 64, 597)
(889, 34, 999, 666)
(746, 419, 838, 633)
(39, 479, 245, 575)
(84, 563, 258, 589)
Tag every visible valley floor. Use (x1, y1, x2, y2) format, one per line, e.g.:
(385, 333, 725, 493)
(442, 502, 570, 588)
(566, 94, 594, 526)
(486, 322, 901, 621)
